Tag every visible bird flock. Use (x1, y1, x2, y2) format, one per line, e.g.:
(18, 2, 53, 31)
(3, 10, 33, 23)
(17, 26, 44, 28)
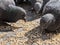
(0, 0, 60, 32)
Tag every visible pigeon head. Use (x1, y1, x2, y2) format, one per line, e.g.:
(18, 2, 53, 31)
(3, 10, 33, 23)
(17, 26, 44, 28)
(40, 13, 55, 29)
(5, 5, 26, 22)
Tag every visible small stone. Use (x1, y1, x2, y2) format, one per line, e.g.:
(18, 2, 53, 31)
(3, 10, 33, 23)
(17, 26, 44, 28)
(0, 38, 3, 42)
(16, 28, 24, 32)
(0, 32, 3, 34)
(6, 42, 11, 45)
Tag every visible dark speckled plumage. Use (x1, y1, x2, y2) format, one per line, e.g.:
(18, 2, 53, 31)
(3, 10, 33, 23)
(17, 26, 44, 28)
(40, 0, 60, 31)
(0, 0, 26, 22)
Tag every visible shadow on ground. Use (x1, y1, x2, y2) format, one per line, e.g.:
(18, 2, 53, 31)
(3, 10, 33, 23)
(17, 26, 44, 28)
(0, 22, 14, 32)
(25, 25, 60, 44)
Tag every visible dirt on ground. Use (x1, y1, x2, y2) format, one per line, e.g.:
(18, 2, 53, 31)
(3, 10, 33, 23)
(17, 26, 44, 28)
(0, 3, 60, 45)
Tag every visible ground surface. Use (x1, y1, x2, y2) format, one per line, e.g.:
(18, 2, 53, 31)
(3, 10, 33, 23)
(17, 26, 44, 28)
(0, 3, 60, 45)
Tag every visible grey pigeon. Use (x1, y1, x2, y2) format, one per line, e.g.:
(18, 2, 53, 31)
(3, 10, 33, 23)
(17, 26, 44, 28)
(29, 0, 50, 13)
(0, 0, 26, 22)
(28, 0, 43, 13)
(40, 14, 56, 31)
(40, 0, 60, 31)
(34, 2, 43, 13)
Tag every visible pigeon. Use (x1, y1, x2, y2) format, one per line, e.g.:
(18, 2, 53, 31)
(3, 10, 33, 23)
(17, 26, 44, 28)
(34, 1, 43, 13)
(0, 0, 26, 22)
(40, 0, 60, 31)
(29, 0, 49, 13)
(27, 0, 43, 13)
(40, 13, 56, 31)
